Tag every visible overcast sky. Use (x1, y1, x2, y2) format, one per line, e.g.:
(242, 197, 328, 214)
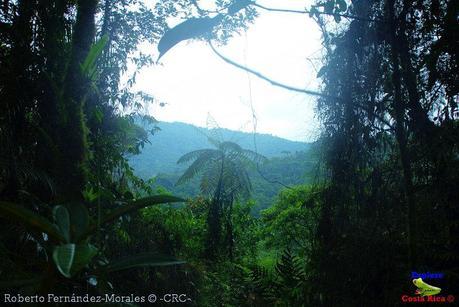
(134, 0, 323, 142)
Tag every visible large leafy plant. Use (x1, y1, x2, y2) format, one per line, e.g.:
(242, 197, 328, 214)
(0, 195, 184, 291)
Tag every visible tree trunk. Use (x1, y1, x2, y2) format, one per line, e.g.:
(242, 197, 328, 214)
(398, 1, 433, 139)
(205, 154, 225, 259)
(387, 0, 417, 268)
(57, 0, 98, 201)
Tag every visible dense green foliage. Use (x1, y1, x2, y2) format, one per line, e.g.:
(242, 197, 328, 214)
(310, 0, 459, 304)
(0, 0, 458, 306)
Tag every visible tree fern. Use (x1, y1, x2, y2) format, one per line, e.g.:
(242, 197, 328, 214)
(176, 140, 266, 258)
(275, 248, 305, 288)
(176, 140, 265, 198)
(247, 265, 277, 304)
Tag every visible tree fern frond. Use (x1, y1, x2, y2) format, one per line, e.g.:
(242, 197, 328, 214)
(275, 248, 306, 285)
(242, 149, 268, 164)
(219, 141, 243, 153)
(176, 151, 220, 185)
(200, 165, 220, 196)
(247, 265, 278, 303)
(224, 159, 251, 198)
(207, 135, 221, 148)
(177, 149, 219, 164)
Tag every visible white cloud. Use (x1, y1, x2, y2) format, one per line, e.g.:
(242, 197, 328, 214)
(135, 0, 323, 142)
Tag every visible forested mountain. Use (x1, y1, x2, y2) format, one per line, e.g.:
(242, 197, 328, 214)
(129, 121, 315, 212)
(129, 121, 311, 177)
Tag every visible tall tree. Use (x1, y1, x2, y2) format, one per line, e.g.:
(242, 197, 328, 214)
(56, 0, 98, 200)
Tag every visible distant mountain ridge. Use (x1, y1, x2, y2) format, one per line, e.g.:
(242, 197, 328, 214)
(129, 121, 310, 179)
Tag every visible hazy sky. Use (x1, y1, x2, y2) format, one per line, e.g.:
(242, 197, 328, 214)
(135, 1, 323, 142)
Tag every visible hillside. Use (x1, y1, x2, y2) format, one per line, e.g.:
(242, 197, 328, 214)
(129, 121, 311, 178)
(129, 121, 317, 211)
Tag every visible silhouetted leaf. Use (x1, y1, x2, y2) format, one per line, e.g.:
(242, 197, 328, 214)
(53, 243, 98, 278)
(84, 195, 184, 237)
(0, 201, 64, 242)
(102, 253, 185, 273)
(337, 0, 347, 12)
(227, 0, 253, 15)
(81, 35, 109, 76)
(64, 202, 90, 242)
(324, 0, 335, 14)
(53, 244, 75, 278)
(157, 15, 223, 61)
(317, 66, 327, 78)
(53, 206, 70, 243)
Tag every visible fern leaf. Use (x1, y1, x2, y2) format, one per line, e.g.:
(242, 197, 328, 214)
(177, 149, 219, 164)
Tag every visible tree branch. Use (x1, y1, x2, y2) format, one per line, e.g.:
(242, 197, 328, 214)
(208, 42, 393, 130)
(208, 41, 335, 99)
(251, 2, 381, 23)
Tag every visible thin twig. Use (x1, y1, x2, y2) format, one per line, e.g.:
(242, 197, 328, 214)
(252, 2, 382, 23)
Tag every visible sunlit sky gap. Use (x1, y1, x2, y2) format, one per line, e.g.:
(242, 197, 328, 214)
(135, 0, 323, 142)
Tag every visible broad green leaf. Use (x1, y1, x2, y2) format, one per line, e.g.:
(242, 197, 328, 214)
(53, 243, 98, 278)
(102, 253, 185, 273)
(0, 201, 64, 242)
(80, 35, 109, 75)
(82, 187, 98, 203)
(53, 244, 76, 278)
(53, 205, 70, 243)
(71, 244, 98, 275)
(64, 202, 90, 241)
